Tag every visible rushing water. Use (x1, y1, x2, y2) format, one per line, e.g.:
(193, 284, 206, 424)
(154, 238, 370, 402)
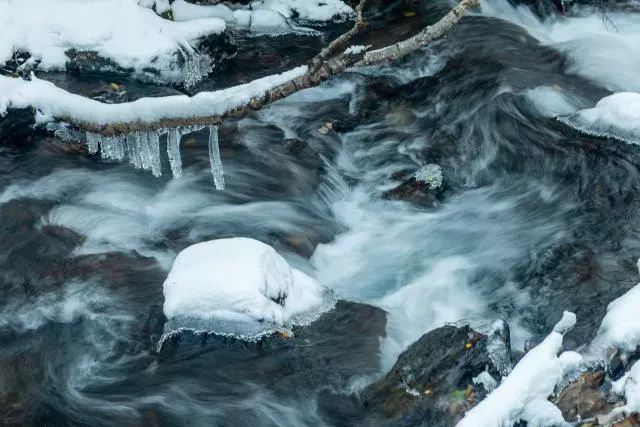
(2, 0, 640, 425)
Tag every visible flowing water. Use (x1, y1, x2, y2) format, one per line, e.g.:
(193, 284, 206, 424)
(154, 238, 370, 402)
(2, 0, 640, 425)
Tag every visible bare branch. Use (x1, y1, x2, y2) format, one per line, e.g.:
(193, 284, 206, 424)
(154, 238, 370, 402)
(308, 0, 367, 74)
(356, 0, 479, 66)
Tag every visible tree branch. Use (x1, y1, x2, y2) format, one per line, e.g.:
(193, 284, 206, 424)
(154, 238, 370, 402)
(356, 0, 479, 66)
(41, 0, 479, 135)
(308, 0, 367, 74)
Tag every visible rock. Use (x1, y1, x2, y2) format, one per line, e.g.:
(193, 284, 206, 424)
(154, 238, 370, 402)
(0, 107, 39, 149)
(607, 346, 640, 381)
(553, 370, 619, 423)
(361, 325, 499, 427)
(383, 164, 444, 207)
(157, 300, 387, 395)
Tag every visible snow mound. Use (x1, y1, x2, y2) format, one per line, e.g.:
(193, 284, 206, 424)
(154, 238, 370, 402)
(0, 0, 226, 83)
(590, 267, 640, 354)
(457, 311, 582, 427)
(162, 238, 335, 341)
(609, 360, 640, 419)
(557, 92, 640, 145)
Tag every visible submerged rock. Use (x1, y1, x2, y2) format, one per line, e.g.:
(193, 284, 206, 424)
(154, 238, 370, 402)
(0, 107, 39, 149)
(383, 164, 445, 207)
(362, 325, 500, 427)
(157, 300, 386, 395)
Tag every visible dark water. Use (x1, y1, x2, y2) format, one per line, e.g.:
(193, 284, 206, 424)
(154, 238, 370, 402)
(2, 1, 640, 425)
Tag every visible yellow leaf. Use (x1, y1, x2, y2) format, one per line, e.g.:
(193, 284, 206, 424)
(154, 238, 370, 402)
(465, 342, 473, 350)
(403, 11, 417, 17)
(552, 84, 562, 92)
(109, 82, 121, 90)
(183, 137, 196, 146)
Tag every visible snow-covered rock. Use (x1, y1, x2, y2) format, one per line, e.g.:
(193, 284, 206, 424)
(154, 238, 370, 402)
(457, 311, 582, 427)
(590, 267, 640, 354)
(0, 0, 233, 85)
(162, 238, 334, 340)
(558, 92, 640, 145)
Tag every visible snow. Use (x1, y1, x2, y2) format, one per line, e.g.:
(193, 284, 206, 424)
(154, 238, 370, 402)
(0, 0, 226, 84)
(590, 281, 640, 354)
(162, 238, 334, 339)
(171, 0, 352, 33)
(602, 360, 640, 420)
(558, 92, 640, 145)
(0, 66, 306, 127)
(457, 311, 582, 427)
(344, 45, 366, 55)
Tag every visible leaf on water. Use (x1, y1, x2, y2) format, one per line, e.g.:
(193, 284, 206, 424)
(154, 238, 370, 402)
(109, 82, 121, 90)
(403, 11, 417, 17)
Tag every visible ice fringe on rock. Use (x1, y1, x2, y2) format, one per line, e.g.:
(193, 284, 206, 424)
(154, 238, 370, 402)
(457, 311, 582, 427)
(208, 125, 225, 191)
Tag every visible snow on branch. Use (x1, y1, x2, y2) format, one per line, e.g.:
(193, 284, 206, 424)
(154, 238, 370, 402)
(0, 0, 478, 136)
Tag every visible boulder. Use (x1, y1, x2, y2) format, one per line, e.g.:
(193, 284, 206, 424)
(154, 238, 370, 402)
(383, 164, 444, 207)
(362, 325, 502, 427)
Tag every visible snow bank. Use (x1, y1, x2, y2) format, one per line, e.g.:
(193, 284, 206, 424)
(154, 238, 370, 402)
(457, 311, 582, 427)
(162, 238, 334, 339)
(590, 262, 640, 354)
(171, 0, 353, 32)
(558, 93, 640, 145)
(0, 66, 306, 126)
(0, 0, 226, 83)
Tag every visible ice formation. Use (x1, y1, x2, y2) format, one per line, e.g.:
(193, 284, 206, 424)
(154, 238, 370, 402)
(457, 311, 582, 427)
(83, 126, 226, 184)
(208, 125, 225, 190)
(557, 92, 640, 145)
(161, 238, 335, 340)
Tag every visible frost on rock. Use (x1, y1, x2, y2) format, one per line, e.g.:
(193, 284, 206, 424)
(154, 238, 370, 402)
(457, 311, 582, 427)
(208, 125, 225, 190)
(99, 135, 126, 160)
(557, 92, 640, 145)
(161, 238, 335, 342)
(414, 164, 444, 191)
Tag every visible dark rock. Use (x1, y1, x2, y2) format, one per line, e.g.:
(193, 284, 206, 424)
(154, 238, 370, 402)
(0, 108, 39, 149)
(65, 49, 132, 78)
(362, 325, 499, 427)
(607, 346, 640, 381)
(157, 300, 387, 395)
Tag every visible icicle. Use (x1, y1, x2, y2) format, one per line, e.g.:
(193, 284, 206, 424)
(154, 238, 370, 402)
(99, 136, 125, 161)
(167, 128, 183, 179)
(85, 132, 100, 154)
(126, 133, 143, 169)
(148, 131, 162, 177)
(208, 125, 225, 190)
(138, 131, 152, 172)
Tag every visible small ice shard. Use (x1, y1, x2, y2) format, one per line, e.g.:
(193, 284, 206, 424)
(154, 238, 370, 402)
(148, 131, 162, 177)
(208, 125, 225, 190)
(167, 128, 183, 178)
(138, 131, 152, 172)
(126, 133, 143, 169)
(100, 135, 126, 161)
(85, 132, 100, 154)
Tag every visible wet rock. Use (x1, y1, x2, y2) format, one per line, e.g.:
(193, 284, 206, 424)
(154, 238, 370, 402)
(607, 346, 640, 381)
(362, 325, 499, 427)
(383, 164, 444, 207)
(553, 370, 619, 423)
(0, 107, 39, 149)
(157, 300, 387, 394)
